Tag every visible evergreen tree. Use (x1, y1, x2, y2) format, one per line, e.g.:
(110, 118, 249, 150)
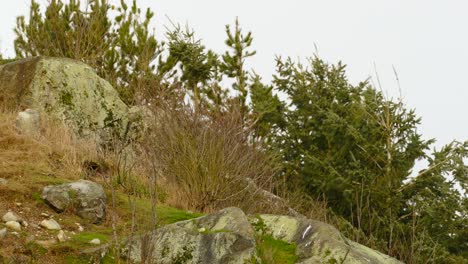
(254, 56, 437, 260)
(402, 141, 468, 262)
(221, 18, 256, 120)
(164, 24, 219, 111)
(250, 73, 286, 142)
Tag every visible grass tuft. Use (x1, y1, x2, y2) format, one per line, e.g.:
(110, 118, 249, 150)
(257, 235, 298, 264)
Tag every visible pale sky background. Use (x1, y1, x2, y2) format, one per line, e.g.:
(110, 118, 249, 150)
(1, 1, 467, 170)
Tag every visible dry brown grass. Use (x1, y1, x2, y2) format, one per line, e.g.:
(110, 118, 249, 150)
(0, 109, 103, 262)
(0, 109, 99, 182)
(279, 187, 331, 222)
(0, 108, 102, 225)
(0, 108, 161, 262)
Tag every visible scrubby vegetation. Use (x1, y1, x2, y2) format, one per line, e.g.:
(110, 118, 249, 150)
(1, 0, 466, 263)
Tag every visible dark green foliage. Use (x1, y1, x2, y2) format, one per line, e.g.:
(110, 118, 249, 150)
(251, 56, 467, 262)
(250, 74, 286, 141)
(163, 24, 219, 110)
(401, 141, 468, 262)
(263, 56, 430, 214)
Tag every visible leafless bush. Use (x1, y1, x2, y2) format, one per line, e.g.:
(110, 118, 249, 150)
(140, 103, 280, 213)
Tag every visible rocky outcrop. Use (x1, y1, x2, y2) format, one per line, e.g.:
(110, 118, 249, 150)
(251, 214, 402, 264)
(125, 207, 259, 264)
(124, 207, 402, 264)
(0, 57, 136, 142)
(42, 180, 107, 224)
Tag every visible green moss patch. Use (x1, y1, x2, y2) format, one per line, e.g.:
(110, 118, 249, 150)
(257, 235, 298, 264)
(60, 91, 74, 107)
(158, 205, 203, 225)
(114, 192, 203, 227)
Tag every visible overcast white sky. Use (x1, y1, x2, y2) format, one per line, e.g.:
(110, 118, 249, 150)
(1, 0, 467, 156)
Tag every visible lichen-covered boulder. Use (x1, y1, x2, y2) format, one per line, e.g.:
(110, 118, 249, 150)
(125, 207, 258, 264)
(42, 180, 106, 224)
(0, 57, 134, 142)
(251, 214, 402, 264)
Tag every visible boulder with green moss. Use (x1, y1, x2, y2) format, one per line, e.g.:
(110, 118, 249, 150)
(0, 57, 136, 142)
(125, 207, 259, 264)
(125, 207, 402, 264)
(42, 180, 107, 224)
(250, 214, 403, 264)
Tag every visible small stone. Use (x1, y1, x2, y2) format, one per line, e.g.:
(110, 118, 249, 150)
(15, 203, 22, 207)
(36, 239, 57, 248)
(41, 213, 49, 217)
(89, 238, 101, 245)
(75, 223, 84, 232)
(2, 211, 22, 223)
(0, 228, 7, 238)
(57, 230, 67, 242)
(22, 221, 28, 227)
(198, 227, 206, 233)
(40, 219, 61, 230)
(5, 221, 21, 231)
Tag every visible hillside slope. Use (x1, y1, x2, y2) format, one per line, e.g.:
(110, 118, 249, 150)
(0, 57, 402, 263)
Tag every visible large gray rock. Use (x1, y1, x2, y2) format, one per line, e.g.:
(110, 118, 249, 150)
(251, 214, 402, 264)
(42, 180, 107, 224)
(124, 207, 403, 264)
(125, 207, 258, 264)
(0, 57, 135, 142)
